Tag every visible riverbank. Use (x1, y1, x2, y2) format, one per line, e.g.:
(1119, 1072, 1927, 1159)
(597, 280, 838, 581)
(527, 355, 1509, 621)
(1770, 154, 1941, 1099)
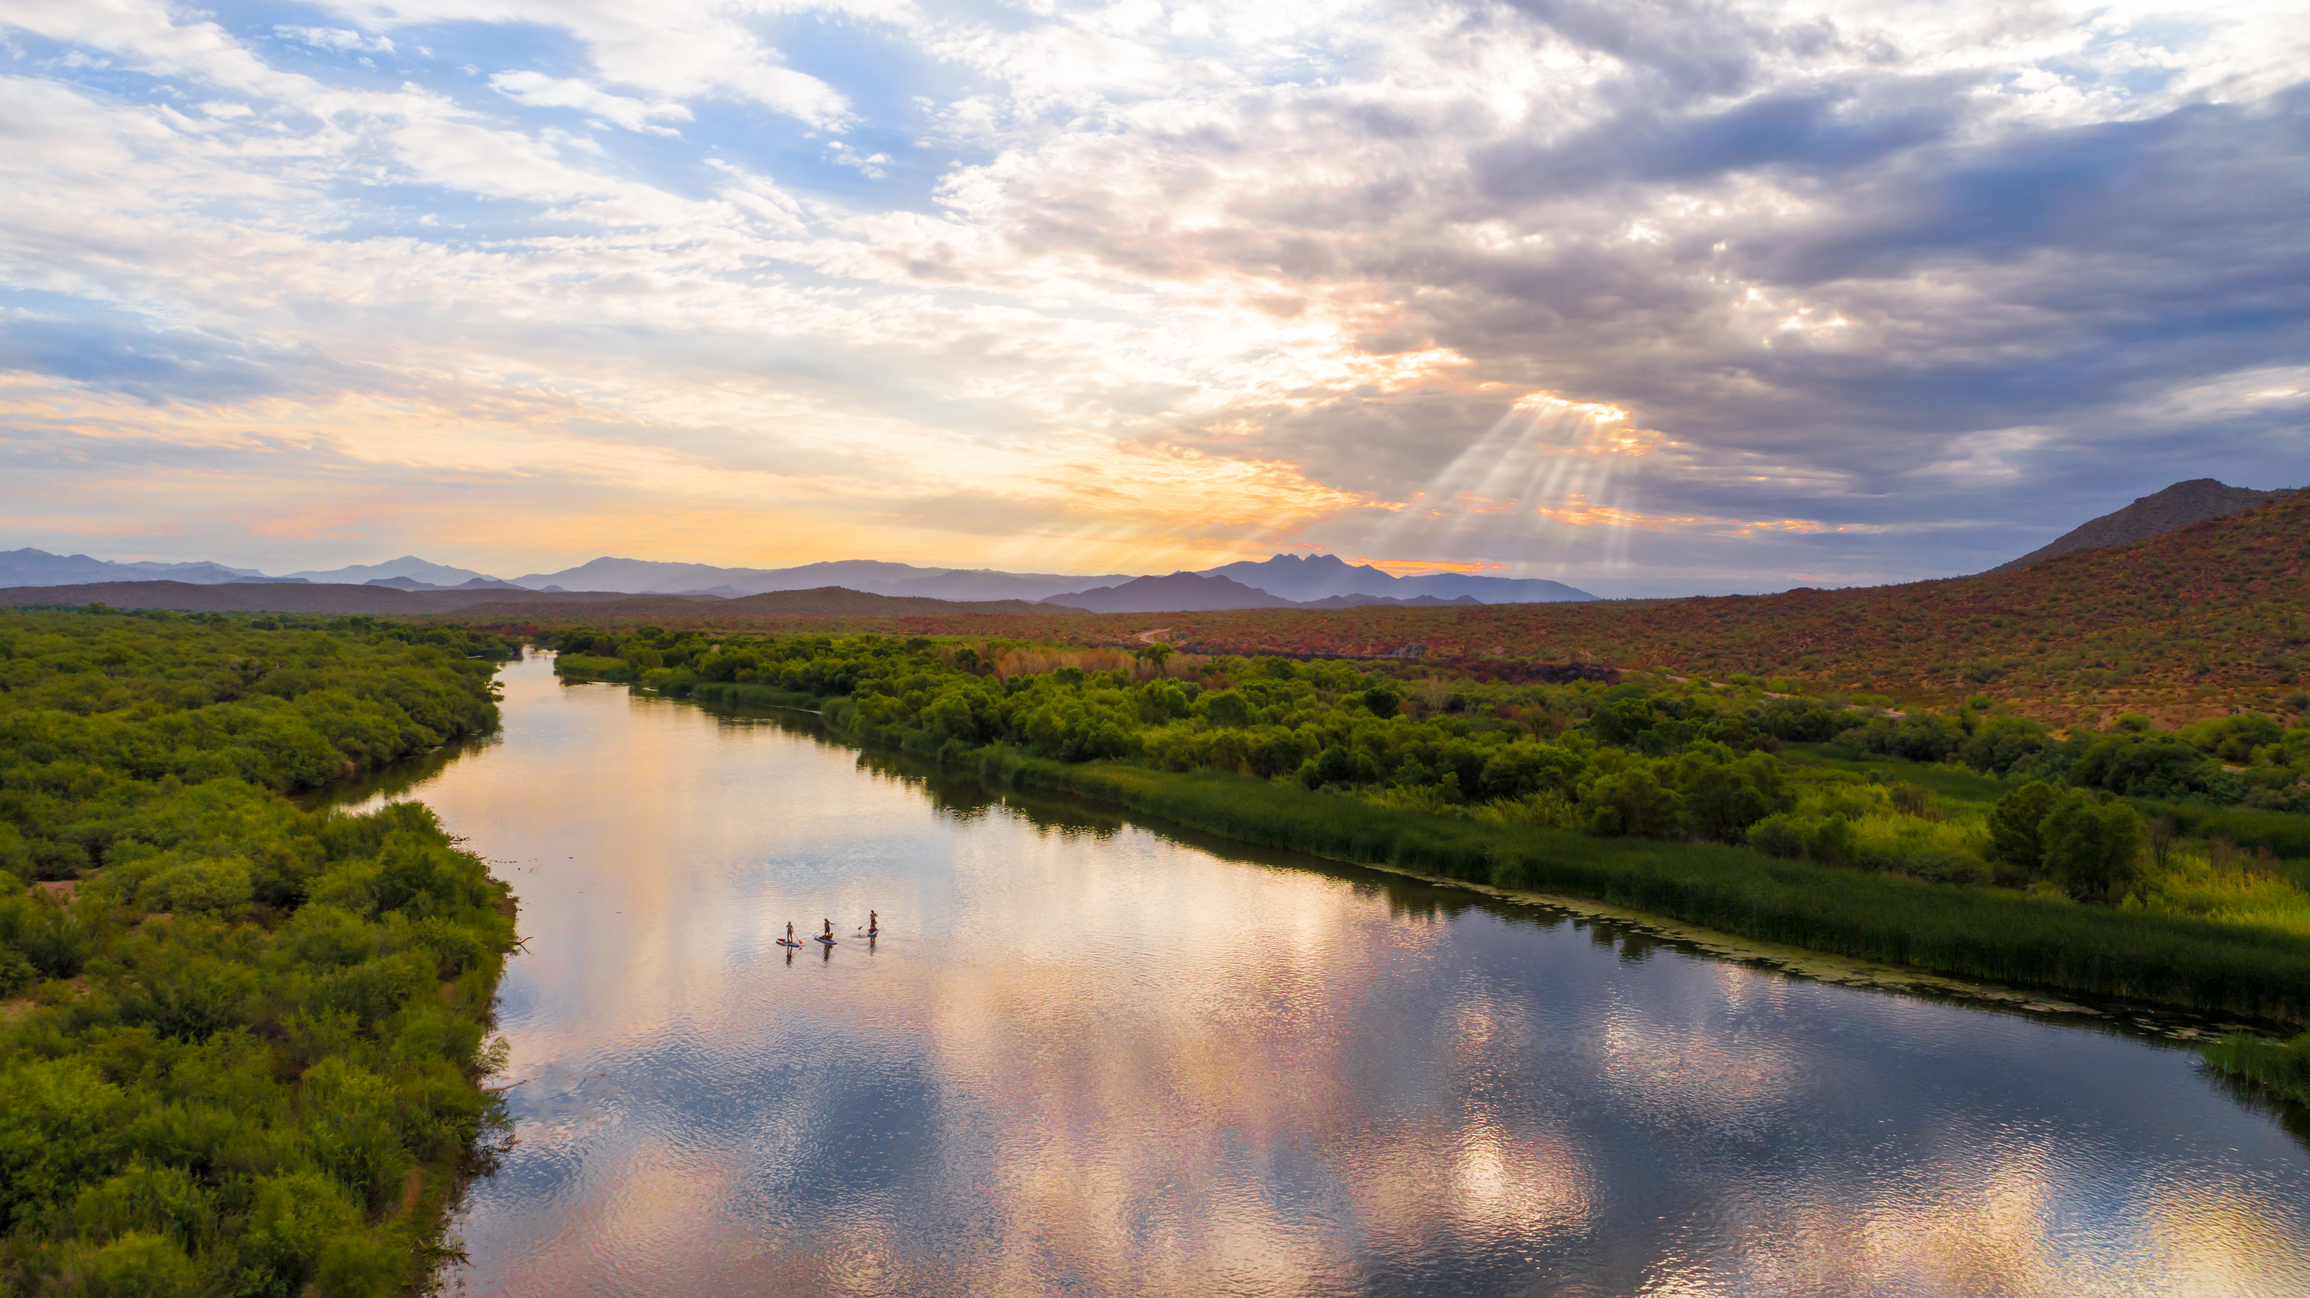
(0, 611, 522, 1296)
(645, 674, 2310, 1024)
(975, 746, 2310, 1021)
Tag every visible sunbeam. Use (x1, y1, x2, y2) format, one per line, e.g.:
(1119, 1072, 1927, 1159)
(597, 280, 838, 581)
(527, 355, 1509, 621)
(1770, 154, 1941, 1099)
(1374, 393, 1654, 568)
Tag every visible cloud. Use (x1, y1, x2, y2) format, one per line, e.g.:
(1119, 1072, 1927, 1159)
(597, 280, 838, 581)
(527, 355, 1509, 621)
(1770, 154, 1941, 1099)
(488, 71, 692, 135)
(0, 0, 2303, 586)
(312, 0, 855, 128)
(273, 25, 393, 55)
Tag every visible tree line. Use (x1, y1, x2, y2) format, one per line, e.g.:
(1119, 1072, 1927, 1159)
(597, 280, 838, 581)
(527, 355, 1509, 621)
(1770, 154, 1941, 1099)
(0, 609, 521, 1296)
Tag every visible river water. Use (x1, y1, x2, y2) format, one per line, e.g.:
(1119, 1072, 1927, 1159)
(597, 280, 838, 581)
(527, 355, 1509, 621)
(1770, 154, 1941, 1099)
(348, 652, 2310, 1296)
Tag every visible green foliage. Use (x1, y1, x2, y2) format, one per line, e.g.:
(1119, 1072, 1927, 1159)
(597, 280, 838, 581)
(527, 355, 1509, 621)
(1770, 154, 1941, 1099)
(2041, 791, 2148, 902)
(1960, 714, 2052, 774)
(2203, 1031, 2310, 1108)
(576, 629, 2310, 1017)
(1584, 767, 1684, 838)
(1745, 811, 1857, 865)
(1833, 713, 1967, 763)
(609, 632, 2310, 891)
(2068, 733, 2240, 801)
(0, 610, 517, 1294)
(959, 748, 2310, 1021)
(1675, 747, 1794, 843)
(2179, 712, 2285, 764)
(1988, 782, 2059, 873)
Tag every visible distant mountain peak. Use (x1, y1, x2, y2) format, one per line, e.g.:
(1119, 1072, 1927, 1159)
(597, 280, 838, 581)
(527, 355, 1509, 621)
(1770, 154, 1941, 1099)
(1985, 479, 2295, 575)
(1042, 571, 1296, 612)
(1196, 551, 1594, 604)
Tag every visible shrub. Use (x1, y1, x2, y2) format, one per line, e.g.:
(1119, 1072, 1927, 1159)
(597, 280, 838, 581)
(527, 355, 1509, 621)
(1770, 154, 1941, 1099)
(1584, 767, 1683, 838)
(2070, 734, 2239, 802)
(2042, 791, 2147, 902)
(1677, 749, 1794, 843)
(1988, 781, 2058, 874)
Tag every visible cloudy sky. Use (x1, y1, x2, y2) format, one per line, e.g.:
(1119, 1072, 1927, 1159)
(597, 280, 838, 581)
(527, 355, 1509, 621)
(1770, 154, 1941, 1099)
(2, 0, 2305, 595)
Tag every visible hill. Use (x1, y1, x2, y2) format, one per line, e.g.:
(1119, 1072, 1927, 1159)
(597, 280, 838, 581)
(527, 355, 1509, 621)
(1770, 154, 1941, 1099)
(455, 586, 1059, 618)
(285, 555, 503, 586)
(0, 581, 671, 614)
(0, 546, 1603, 605)
(1091, 488, 2309, 722)
(0, 548, 267, 586)
(1198, 552, 1595, 602)
(523, 490, 2305, 726)
(505, 556, 1131, 601)
(1298, 593, 1481, 609)
(0, 581, 1062, 619)
(1045, 572, 1297, 612)
(1985, 479, 2291, 575)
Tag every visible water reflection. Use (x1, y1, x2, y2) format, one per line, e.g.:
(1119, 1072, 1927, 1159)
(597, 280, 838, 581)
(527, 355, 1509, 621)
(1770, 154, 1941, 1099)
(335, 653, 2310, 1297)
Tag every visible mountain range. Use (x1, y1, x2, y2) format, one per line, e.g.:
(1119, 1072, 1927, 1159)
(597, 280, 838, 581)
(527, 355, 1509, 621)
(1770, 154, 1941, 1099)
(0, 550, 1594, 612)
(8, 478, 2291, 613)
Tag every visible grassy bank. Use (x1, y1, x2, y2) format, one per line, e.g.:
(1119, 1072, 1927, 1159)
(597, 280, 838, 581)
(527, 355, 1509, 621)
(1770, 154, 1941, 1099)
(0, 610, 522, 1296)
(951, 747, 2310, 1022)
(533, 631, 2310, 1106)
(2204, 1031, 2310, 1108)
(643, 676, 2310, 1023)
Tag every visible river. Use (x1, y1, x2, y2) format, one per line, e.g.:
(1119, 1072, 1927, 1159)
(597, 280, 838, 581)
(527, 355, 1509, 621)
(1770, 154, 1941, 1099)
(340, 651, 2310, 1296)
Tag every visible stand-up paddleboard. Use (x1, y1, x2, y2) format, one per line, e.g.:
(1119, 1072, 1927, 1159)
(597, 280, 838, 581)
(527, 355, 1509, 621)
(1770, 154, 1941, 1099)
(775, 938, 802, 948)
(815, 934, 837, 945)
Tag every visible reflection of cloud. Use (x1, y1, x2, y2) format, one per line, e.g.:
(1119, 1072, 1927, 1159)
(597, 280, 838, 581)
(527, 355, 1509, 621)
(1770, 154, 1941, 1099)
(1596, 1008, 1801, 1131)
(400, 667, 2310, 1295)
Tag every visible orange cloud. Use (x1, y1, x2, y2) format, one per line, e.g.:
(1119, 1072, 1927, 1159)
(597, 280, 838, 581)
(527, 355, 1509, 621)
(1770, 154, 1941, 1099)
(1351, 557, 1510, 577)
(1534, 494, 1824, 536)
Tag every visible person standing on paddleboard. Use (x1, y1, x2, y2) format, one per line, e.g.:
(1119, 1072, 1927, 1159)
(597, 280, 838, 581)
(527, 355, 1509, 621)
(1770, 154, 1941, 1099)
(869, 910, 878, 936)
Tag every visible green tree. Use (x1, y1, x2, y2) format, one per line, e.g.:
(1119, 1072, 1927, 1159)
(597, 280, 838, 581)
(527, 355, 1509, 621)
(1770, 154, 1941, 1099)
(1987, 781, 2058, 874)
(1676, 749, 1793, 843)
(1584, 767, 1684, 838)
(2041, 790, 2146, 902)
(1479, 742, 1584, 801)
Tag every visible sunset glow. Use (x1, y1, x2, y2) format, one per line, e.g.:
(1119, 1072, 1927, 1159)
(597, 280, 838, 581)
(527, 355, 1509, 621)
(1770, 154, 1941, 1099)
(3, 0, 2306, 593)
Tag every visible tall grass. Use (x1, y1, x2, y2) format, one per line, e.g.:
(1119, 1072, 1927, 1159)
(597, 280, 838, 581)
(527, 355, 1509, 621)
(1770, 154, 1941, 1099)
(637, 676, 2310, 1024)
(2202, 1032, 2310, 1107)
(957, 746, 2310, 1022)
(2142, 844, 2310, 938)
(671, 679, 823, 710)
(2138, 801, 2310, 876)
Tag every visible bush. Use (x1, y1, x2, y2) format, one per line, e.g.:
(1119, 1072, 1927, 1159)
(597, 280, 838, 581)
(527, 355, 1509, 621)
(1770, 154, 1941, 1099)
(1584, 767, 1683, 838)
(2071, 734, 2240, 802)
(0, 947, 33, 998)
(0, 611, 516, 1293)
(1479, 742, 1583, 801)
(2042, 791, 2147, 902)
(70, 1231, 204, 1298)
(1960, 714, 2050, 774)
(137, 857, 255, 915)
(1746, 812, 1806, 859)
(1987, 781, 2058, 874)
(1677, 749, 1794, 843)
(1746, 812, 1859, 866)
